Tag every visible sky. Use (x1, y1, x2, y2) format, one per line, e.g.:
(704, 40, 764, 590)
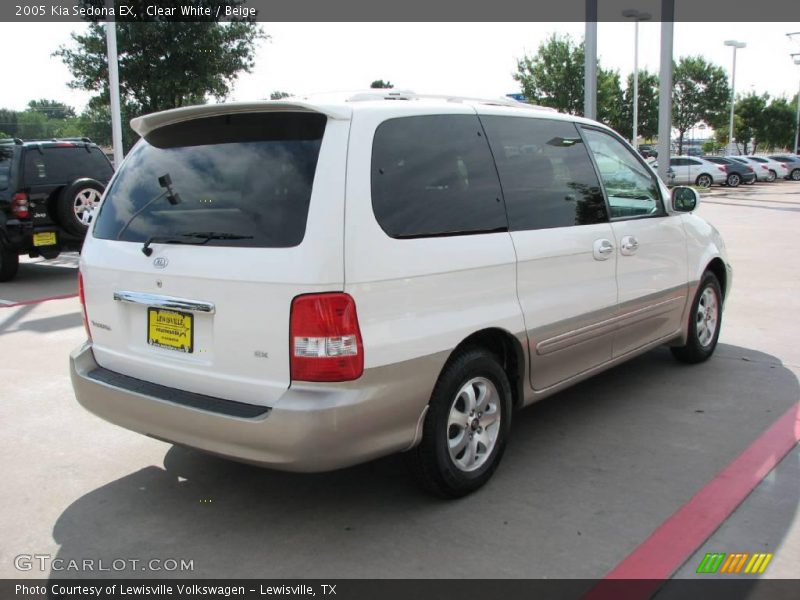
(1, 21, 799, 115)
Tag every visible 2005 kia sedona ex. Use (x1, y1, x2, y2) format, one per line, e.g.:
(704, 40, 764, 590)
(70, 91, 731, 497)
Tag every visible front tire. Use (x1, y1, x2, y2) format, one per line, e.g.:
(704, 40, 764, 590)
(767, 170, 777, 182)
(406, 347, 512, 498)
(0, 246, 20, 282)
(695, 174, 713, 188)
(671, 271, 722, 364)
(791, 168, 800, 181)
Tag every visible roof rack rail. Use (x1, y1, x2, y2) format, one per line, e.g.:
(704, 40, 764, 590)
(345, 90, 553, 111)
(0, 137, 23, 145)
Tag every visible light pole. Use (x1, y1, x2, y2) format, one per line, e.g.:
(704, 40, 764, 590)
(623, 9, 651, 148)
(724, 40, 746, 155)
(792, 54, 800, 154)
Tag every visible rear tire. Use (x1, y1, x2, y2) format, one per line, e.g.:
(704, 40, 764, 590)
(406, 347, 512, 498)
(791, 168, 800, 181)
(0, 246, 19, 282)
(56, 179, 105, 236)
(767, 170, 777, 182)
(695, 174, 713, 188)
(726, 173, 741, 187)
(671, 271, 722, 364)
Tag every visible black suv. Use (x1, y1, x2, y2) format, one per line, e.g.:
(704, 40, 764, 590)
(0, 138, 114, 281)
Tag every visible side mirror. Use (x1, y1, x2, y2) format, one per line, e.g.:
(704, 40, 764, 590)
(672, 186, 699, 212)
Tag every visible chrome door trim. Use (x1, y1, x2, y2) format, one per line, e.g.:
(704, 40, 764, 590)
(535, 293, 685, 356)
(113, 291, 216, 314)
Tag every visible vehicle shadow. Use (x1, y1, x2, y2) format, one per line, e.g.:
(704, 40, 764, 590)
(48, 344, 799, 580)
(0, 258, 78, 303)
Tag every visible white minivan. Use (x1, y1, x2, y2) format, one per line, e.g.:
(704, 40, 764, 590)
(70, 91, 732, 497)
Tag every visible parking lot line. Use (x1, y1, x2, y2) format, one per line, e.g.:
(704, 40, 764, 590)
(586, 401, 800, 597)
(0, 292, 78, 308)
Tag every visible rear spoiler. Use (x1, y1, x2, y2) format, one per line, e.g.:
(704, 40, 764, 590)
(130, 101, 352, 137)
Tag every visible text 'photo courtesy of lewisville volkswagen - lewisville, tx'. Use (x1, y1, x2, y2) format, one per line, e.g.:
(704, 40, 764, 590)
(1, 2, 800, 600)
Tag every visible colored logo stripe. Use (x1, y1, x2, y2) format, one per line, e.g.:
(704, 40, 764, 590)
(696, 552, 773, 574)
(744, 553, 773, 574)
(696, 553, 726, 574)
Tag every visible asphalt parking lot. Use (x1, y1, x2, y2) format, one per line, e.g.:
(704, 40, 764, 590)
(1, 183, 798, 584)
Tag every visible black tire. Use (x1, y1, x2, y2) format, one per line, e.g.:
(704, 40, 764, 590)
(0, 246, 20, 282)
(791, 168, 800, 182)
(726, 173, 741, 187)
(406, 347, 512, 498)
(671, 271, 723, 364)
(56, 178, 105, 236)
(695, 173, 713, 188)
(767, 170, 777, 182)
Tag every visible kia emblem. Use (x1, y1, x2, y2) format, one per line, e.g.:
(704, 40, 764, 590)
(153, 257, 169, 269)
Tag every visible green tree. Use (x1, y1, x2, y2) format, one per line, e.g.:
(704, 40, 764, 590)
(270, 91, 291, 100)
(733, 93, 768, 154)
(617, 70, 659, 142)
(27, 99, 76, 121)
(0, 109, 19, 137)
(513, 33, 625, 132)
(514, 34, 584, 115)
(370, 80, 394, 89)
(16, 111, 56, 139)
(54, 1, 266, 150)
(761, 97, 796, 151)
(672, 56, 730, 155)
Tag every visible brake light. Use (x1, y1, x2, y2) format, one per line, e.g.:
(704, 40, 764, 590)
(78, 271, 92, 341)
(290, 293, 363, 382)
(718, 166, 727, 172)
(11, 192, 29, 219)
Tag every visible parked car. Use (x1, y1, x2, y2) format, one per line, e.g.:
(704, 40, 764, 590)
(638, 144, 658, 159)
(0, 137, 114, 281)
(767, 155, 800, 181)
(748, 156, 789, 182)
(727, 156, 771, 182)
(669, 156, 727, 187)
(70, 92, 732, 497)
(701, 156, 756, 187)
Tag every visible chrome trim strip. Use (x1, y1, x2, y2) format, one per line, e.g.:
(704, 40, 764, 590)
(535, 295, 685, 356)
(113, 291, 216, 314)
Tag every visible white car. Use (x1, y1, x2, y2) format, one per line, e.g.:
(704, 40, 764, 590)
(668, 156, 727, 187)
(750, 156, 790, 181)
(70, 91, 732, 497)
(728, 156, 773, 182)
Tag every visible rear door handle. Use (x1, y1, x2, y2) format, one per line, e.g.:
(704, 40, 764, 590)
(593, 238, 615, 261)
(620, 236, 639, 256)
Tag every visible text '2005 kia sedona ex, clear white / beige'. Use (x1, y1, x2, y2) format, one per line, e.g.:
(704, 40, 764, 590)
(70, 91, 731, 497)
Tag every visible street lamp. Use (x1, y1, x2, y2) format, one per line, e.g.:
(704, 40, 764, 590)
(724, 40, 746, 155)
(623, 9, 652, 148)
(792, 52, 800, 155)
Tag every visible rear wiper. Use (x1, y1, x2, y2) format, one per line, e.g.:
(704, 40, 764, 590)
(142, 231, 253, 256)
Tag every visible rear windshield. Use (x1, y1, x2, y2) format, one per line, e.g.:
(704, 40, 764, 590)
(92, 112, 326, 248)
(23, 146, 114, 186)
(0, 145, 12, 190)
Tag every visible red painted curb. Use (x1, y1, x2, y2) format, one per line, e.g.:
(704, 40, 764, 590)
(0, 293, 78, 308)
(584, 402, 800, 599)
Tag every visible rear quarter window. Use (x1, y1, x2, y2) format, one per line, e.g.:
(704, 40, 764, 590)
(0, 146, 12, 190)
(370, 114, 506, 238)
(92, 112, 326, 248)
(23, 146, 114, 186)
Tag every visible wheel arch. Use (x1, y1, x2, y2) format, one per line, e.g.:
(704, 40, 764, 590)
(446, 328, 527, 410)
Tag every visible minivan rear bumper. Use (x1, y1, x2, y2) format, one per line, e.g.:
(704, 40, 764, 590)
(70, 342, 437, 472)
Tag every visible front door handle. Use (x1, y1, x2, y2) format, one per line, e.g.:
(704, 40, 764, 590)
(620, 235, 639, 256)
(593, 238, 614, 261)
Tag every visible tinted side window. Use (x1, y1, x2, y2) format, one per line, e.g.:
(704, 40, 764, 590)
(371, 115, 506, 238)
(0, 146, 12, 191)
(480, 116, 607, 231)
(23, 147, 113, 186)
(582, 128, 663, 220)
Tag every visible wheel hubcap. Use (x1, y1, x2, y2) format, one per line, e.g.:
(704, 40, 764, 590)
(696, 286, 719, 347)
(73, 188, 101, 225)
(699, 176, 711, 187)
(447, 377, 501, 472)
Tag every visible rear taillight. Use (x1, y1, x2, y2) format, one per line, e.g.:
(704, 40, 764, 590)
(11, 192, 29, 219)
(718, 166, 727, 172)
(78, 271, 92, 341)
(290, 293, 363, 382)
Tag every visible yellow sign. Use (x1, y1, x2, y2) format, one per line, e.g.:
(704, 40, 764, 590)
(148, 308, 193, 353)
(32, 231, 57, 247)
